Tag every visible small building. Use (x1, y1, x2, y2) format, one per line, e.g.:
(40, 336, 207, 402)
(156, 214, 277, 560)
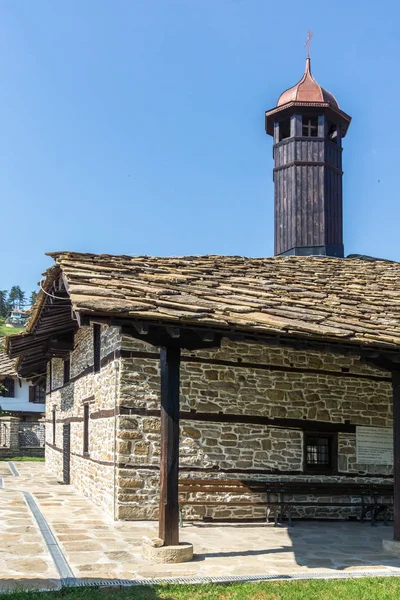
(0, 341, 45, 419)
(6, 309, 29, 327)
(6, 56, 400, 551)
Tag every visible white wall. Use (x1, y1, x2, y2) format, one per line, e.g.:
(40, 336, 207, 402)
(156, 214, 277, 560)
(0, 378, 45, 414)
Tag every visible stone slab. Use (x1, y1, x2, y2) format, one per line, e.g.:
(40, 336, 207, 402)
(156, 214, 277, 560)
(142, 542, 194, 563)
(383, 539, 400, 554)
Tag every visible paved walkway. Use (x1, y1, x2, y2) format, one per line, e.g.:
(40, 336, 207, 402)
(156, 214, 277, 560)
(1, 461, 400, 590)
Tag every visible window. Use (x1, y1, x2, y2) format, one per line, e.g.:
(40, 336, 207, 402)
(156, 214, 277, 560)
(279, 118, 291, 141)
(93, 324, 101, 373)
(48, 361, 52, 393)
(328, 122, 338, 144)
(302, 116, 318, 137)
(63, 357, 70, 385)
(83, 404, 89, 455)
(52, 409, 56, 445)
(0, 378, 15, 398)
(29, 384, 46, 404)
(304, 432, 337, 474)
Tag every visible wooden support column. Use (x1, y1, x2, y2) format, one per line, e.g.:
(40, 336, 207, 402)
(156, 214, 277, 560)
(159, 346, 181, 546)
(393, 371, 400, 541)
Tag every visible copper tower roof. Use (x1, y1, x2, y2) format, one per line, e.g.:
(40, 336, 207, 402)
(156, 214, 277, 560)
(277, 57, 339, 108)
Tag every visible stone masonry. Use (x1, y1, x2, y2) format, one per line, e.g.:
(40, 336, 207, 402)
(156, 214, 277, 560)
(45, 324, 393, 522)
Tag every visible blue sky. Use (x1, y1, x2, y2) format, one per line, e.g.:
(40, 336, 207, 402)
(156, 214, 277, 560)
(0, 0, 399, 294)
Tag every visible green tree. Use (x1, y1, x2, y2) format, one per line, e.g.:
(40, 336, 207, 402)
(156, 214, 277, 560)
(29, 291, 38, 306)
(0, 290, 8, 318)
(8, 285, 25, 309)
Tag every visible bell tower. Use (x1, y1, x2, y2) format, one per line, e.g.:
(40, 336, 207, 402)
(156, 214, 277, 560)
(265, 56, 351, 257)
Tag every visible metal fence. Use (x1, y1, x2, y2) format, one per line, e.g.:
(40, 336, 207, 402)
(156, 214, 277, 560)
(18, 422, 45, 448)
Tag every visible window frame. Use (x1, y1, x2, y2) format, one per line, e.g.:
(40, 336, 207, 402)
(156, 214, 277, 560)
(83, 403, 89, 455)
(63, 356, 70, 385)
(0, 377, 15, 398)
(279, 118, 291, 141)
(52, 408, 56, 445)
(93, 324, 101, 374)
(303, 431, 338, 474)
(302, 116, 319, 138)
(48, 360, 53, 393)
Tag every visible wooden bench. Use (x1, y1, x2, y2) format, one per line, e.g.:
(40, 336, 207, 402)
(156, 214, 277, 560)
(271, 481, 393, 527)
(178, 478, 393, 527)
(178, 478, 274, 527)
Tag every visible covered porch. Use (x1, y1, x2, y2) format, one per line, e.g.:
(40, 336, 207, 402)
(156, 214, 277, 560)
(1, 460, 400, 587)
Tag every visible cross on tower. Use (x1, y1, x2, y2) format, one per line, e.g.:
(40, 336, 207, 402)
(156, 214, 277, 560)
(304, 29, 313, 58)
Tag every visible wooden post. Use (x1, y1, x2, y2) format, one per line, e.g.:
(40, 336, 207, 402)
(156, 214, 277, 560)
(159, 346, 180, 546)
(393, 371, 400, 541)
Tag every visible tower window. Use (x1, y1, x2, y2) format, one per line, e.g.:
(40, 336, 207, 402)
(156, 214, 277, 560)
(302, 116, 318, 137)
(328, 123, 338, 143)
(279, 119, 291, 141)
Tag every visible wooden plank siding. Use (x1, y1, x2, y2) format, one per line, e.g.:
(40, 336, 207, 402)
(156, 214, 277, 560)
(273, 130, 343, 256)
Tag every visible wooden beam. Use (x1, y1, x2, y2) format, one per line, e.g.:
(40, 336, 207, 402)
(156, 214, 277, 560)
(159, 346, 180, 546)
(166, 326, 180, 339)
(393, 371, 400, 541)
(134, 323, 149, 335)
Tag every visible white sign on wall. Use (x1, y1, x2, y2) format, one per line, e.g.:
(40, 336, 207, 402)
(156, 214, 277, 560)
(356, 426, 393, 465)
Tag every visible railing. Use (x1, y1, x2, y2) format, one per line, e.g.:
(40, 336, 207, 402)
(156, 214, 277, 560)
(18, 422, 45, 448)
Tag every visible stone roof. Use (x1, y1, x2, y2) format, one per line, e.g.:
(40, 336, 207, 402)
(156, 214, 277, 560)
(0, 339, 17, 377)
(23, 251, 400, 350)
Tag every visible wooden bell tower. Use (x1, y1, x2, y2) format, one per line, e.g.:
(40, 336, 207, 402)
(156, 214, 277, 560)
(265, 56, 351, 257)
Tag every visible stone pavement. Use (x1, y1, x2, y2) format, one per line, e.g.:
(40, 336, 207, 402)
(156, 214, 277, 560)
(1, 461, 400, 590)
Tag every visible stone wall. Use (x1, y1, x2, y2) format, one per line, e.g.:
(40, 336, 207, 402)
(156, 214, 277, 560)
(116, 337, 393, 521)
(45, 324, 121, 517)
(45, 325, 394, 523)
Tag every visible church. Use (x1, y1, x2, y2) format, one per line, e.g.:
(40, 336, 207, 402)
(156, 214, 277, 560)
(6, 55, 400, 553)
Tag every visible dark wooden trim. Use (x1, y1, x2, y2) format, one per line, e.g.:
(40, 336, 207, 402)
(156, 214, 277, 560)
(393, 371, 400, 540)
(119, 463, 393, 478)
(118, 349, 390, 383)
(83, 404, 89, 455)
(93, 324, 101, 373)
(46, 442, 62, 453)
(273, 160, 343, 175)
(52, 408, 56, 445)
(159, 346, 180, 546)
(45, 443, 392, 479)
(45, 408, 115, 425)
(91, 408, 115, 420)
(46, 442, 114, 467)
(63, 357, 70, 385)
(273, 136, 343, 151)
(46, 349, 119, 395)
(85, 313, 400, 360)
(71, 451, 113, 467)
(81, 395, 95, 404)
(119, 405, 357, 433)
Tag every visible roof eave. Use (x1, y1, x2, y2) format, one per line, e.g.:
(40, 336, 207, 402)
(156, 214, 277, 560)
(265, 101, 352, 137)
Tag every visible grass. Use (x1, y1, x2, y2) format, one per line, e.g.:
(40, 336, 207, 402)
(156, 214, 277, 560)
(0, 456, 44, 461)
(0, 319, 25, 337)
(2, 579, 400, 600)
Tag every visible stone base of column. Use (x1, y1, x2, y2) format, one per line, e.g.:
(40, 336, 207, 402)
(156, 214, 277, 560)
(383, 539, 400, 554)
(142, 539, 193, 563)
